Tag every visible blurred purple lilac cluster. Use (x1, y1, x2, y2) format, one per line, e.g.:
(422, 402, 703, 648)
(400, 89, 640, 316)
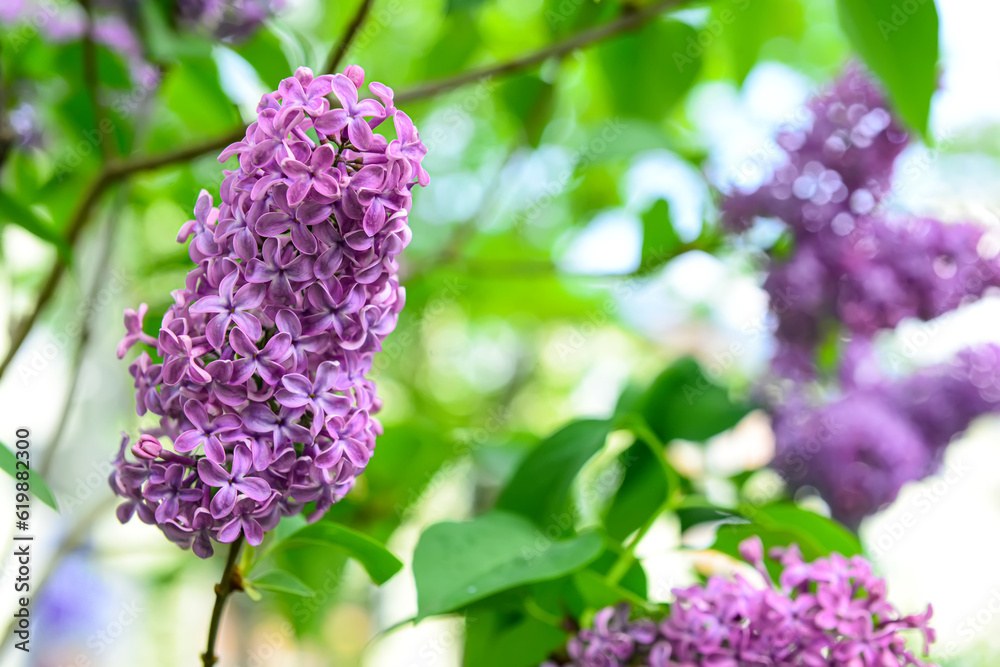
(773, 344, 1000, 527)
(176, 0, 283, 41)
(724, 66, 1000, 380)
(545, 538, 935, 666)
(723, 67, 1000, 525)
(0, 0, 158, 87)
(111, 66, 428, 555)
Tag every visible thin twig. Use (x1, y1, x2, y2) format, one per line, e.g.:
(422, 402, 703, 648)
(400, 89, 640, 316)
(81, 0, 682, 178)
(395, 0, 683, 104)
(323, 0, 376, 74)
(39, 187, 125, 477)
(0, 168, 111, 381)
(106, 129, 244, 177)
(0, 132, 237, 382)
(0, 41, 13, 175)
(202, 537, 245, 667)
(80, 0, 113, 159)
(0, 0, 686, 384)
(0, 499, 114, 657)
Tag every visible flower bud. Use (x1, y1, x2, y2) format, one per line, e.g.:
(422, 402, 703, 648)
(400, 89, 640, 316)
(131, 434, 162, 460)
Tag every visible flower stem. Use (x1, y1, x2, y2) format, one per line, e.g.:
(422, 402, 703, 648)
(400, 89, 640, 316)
(604, 417, 685, 586)
(201, 536, 245, 667)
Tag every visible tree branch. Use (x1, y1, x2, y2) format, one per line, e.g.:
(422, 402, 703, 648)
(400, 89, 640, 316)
(324, 0, 376, 74)
(0, 0, 686, 383)
(106, 129, 244, 178)
(80, 0, 113, 159)
(0, 131, 240, 383)
(0, 40, 14, 177)
(395, 0, 683, 104)
(81, 0, 683, 179)
(0, 168, 113, 382)
(202, 537, 245, 667)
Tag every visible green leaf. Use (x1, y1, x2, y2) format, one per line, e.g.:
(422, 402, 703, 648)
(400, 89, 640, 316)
(712, 503, 862, 578)
(603, 442, 667, 542)
(747, 502, 863, 557)
(836, 0, 939, 135)
(232, 29, 293, 89)
(595, 19, 702, 122)
(721, 0, 806, 84)
(447, 0, 489, 11)
(413, 511, 604, 619)
(265, 520, 402, 585)
(640, 199, 681, 273)
(0, 192, 72, 263)
(248, 570, 316, 597)
(0, 441, 58, 511)
(498, 73, 556, 147)
(464, 607, 566, 667)
(158, 56, 241, 136)
(676, 501, 740, 533)
(640, 357, 752, 445)
(496, 419, 611, 529)
(572, 569, 650, 610)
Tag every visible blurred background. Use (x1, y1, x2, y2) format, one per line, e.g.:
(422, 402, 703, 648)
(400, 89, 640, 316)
(1, 0, 1000, 665)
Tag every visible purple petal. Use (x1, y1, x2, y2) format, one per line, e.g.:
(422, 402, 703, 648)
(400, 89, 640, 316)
(234, 477, 271, 502)
(217, 515, 242, 541)
(232, 312, 263, 342)
(242, 404, 278, 432)
(242, 517, 264, 546)
(198, 458, 232, 486)
(211, 485, 238, 520)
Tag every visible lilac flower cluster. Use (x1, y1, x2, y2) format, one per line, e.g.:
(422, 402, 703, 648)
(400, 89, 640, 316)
(545, 538, 935, 666)
(0, 1, 158, 87)
(177, 0, 283, 42)
(722, 67, 1000, 525)
(773, 344, 1000, 527)
(723, 66, 1000, 380)
(111, 66, 428, 556)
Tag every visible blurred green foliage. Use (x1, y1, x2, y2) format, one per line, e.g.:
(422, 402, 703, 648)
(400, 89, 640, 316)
(0, 0, 945, 663)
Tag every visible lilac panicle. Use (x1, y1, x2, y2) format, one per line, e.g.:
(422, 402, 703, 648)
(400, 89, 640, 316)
(111, 66, 428, 555)
(772, 344, 1000, 527)
(176, 0, 283, 41)
(0, 1, 157, 87)
(547, 538, 936, 666)
(720, 66, 1000, 525)
(723, 66, 1000, 379)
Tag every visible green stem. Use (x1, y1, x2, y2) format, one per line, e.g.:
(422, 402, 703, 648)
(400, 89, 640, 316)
(201, 537, 245, 667)
(604, 417, 685, 586)
(524, 597, 564, 629)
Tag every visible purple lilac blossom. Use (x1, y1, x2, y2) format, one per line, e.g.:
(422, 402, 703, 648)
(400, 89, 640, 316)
(545, 537, 935, 666)
(111, 66, 428, 555)
(772, 344, 1000, 527)
(722, 67, 1000, 379)
(176, 0, 282, 41)
(720, 66, 1000, 525)
(0, 1, 157, 87)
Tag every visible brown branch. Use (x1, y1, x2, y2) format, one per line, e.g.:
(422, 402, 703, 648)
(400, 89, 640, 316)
(106, 129, 244, 178)
(201, 537, 245, 667)
(0, 130, 241, 383)
(395, 0, 683, 104)
(87, 0, 683, 178)
(39, 188, 125, 477)
(0, 169, 113, 382)
(0, 40, 14, 176)
(80, 0, 113, 159)
(324, 0, 376, 74)
(0, 0, 686, 383)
